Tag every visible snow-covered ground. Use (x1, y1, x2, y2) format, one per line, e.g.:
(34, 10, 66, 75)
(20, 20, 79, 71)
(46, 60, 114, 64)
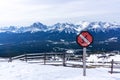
(87, 54, 120, 62)
(0, 60, 120, 80)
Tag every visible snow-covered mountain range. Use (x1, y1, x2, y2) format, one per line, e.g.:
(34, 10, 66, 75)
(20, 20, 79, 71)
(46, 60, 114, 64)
(0, 21, 120, 57)
(0, 21, 120, 33)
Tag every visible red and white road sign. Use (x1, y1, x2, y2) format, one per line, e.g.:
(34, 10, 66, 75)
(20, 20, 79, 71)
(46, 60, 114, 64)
(76, 31, 93, 47)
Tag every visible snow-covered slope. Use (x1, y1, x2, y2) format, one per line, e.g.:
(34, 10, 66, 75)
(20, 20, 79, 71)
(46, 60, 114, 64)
(49, 23, 78, 33)
(0, 26, 18, 33)
(0, 60, 120, 80)
(15, 22, 48, 33)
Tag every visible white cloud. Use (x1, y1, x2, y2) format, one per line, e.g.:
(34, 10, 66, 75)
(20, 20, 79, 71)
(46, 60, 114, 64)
(0, 0, 120, 27)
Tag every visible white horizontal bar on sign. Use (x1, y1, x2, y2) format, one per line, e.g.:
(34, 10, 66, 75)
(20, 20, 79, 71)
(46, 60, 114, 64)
(79, 34, 90, 45)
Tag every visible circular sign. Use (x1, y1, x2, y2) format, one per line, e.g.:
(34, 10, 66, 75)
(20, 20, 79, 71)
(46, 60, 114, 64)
(76, 31, 93, 47)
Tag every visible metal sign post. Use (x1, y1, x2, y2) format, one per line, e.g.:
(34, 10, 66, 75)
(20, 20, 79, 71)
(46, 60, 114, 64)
(83, 47, 86, 76)
(76, 31, 93, 76)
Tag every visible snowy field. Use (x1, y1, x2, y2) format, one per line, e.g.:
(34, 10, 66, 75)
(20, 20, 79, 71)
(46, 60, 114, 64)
(0, 60, 120, 80)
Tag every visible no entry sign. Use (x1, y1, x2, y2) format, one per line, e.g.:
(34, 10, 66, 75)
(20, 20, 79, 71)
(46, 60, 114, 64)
(76, 31, 93, 76)
(76, 31, 93, 47)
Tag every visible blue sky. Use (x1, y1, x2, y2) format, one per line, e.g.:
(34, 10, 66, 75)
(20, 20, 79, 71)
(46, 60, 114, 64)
(0, 0, 120, 27)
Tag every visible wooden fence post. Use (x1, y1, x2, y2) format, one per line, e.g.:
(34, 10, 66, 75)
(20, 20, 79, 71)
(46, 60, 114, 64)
(63, 53, 66, 66)
(8, 57, 12, 62)
(54, 54, 56, 61)
(111, 59, 114, 74)
(25, 54, 27, 62)
(44, 53, 46, 65)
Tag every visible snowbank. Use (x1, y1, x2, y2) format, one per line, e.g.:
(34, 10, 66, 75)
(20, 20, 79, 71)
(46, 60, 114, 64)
(87, 54, 120, 62)
(0, 60, 120, 80)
